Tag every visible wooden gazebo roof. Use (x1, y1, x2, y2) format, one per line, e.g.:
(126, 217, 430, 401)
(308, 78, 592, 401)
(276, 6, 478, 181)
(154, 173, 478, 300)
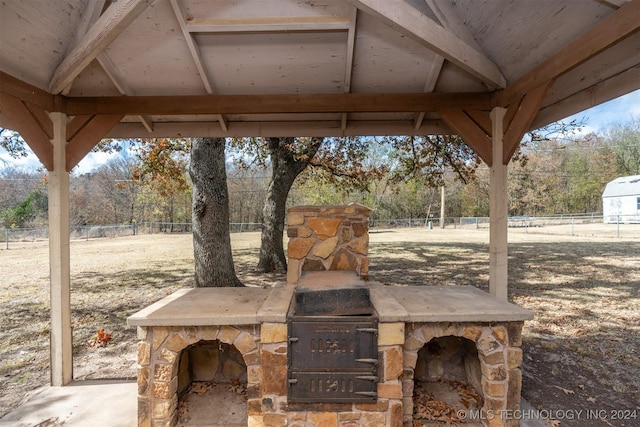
(1, 0, 639, 170)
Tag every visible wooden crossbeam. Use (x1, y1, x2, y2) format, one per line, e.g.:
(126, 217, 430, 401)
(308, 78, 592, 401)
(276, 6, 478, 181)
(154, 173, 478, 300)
(64, 92, 493, 116)
(0, 71, 54, 111)
(186, 16, 352, 33)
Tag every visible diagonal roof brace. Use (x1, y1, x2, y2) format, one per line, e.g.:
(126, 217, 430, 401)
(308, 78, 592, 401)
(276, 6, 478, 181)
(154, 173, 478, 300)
(48, 0, 154, 94)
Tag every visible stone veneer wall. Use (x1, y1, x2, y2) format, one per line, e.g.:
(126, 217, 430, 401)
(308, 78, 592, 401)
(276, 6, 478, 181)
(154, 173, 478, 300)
(403, 321, 525, 427)
(286, 204, 372, 284)
(136, 321, 524, 427)
(136, 324, 261, 427)
(137, 321, 406, 427)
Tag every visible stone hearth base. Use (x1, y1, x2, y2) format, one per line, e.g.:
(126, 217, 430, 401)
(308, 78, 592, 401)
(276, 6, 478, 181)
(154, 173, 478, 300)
(129, 280, 533, 427)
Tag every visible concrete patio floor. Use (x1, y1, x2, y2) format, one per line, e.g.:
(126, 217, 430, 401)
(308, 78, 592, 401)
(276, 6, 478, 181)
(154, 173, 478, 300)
(0, 379, 550, 427)
(0, 380, 136, 427)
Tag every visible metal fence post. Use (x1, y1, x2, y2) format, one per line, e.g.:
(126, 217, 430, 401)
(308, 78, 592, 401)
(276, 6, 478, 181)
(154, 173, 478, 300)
(5, 228, 8, 250)
(571, 218, 574, 236)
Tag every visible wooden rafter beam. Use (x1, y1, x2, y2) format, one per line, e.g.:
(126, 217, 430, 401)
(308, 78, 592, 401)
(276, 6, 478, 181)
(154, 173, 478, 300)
(341, 6, 358, 131)
(66, 114, 124, 171)
(601, 0, 632, 8)
(531, 65, 640, 130)
(416, 0, 480, 130)
(95, 52, 152, 132)
(186, 16, 352, 33)
(438, 109, 492, 166)
(496, 0, 640, 105)
(169, 0, 227, 132)
(62, 0, 107, 95)
(425, 0, 484, 51)
(413, 57, 444, 130)
(346, 0, 506, 89)
(64, 92, 493, 116)
(0, 93, 53, 170)
(49, 0, 153, 94)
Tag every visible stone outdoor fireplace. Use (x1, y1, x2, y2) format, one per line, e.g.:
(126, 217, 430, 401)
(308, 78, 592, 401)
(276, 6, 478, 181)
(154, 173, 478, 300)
(129, 203, 532, 427)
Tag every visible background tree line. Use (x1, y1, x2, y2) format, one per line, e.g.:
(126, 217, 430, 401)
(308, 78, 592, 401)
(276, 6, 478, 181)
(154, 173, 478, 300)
(1, 117, 638, 231)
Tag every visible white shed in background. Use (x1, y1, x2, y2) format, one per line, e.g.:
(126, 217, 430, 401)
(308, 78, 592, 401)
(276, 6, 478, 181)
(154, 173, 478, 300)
(603, 175, 640, 223)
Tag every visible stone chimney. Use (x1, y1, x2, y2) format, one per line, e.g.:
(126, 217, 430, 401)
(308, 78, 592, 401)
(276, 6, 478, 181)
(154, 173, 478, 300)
(286, 203, 372, 283)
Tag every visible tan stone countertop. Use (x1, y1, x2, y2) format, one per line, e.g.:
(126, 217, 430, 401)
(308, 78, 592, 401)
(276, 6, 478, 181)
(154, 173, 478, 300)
(127, 287, 271, 326)
(382, 285, 534, 322)
(128, 280, 533, 327)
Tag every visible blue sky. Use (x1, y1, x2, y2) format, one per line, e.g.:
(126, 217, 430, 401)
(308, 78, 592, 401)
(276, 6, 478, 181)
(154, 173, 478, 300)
(2, 89, 639, 175)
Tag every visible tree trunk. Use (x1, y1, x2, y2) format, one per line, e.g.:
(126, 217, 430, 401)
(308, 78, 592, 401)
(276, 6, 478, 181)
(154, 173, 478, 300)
(257, 137, 322, 273)
(190, 137, 244, 287)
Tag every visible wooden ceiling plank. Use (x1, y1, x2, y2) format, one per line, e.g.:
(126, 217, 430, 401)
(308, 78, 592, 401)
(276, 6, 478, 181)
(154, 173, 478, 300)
(64, 92, 493, 115)
(531, 64, 640, 130)
(425, 0, 484, 51)
(0, 93, 53, 170)
(97, 44, 155, 133)
(0, 72, 54, 111)
(503, 81, 553, 164)
(497, 0, 640, 104)
(49, 0, 154, 94)
(66, 114, 124, 171)
(170, 0, 228, 132)
(347, 0, 506, 89)
(186, 16, 351, 33)
(438, 109, 492, 165)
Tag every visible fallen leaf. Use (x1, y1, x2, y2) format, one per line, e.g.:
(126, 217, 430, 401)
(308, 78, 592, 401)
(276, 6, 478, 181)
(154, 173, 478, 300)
(586, 396, 596, 403)
(553, 385, 575, 395)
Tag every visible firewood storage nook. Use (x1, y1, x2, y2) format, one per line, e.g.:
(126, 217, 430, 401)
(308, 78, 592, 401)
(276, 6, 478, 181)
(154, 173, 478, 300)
(128, 204, 533, 427)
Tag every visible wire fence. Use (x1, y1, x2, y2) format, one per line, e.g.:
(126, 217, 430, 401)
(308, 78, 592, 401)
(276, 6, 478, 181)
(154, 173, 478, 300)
(2, 214, 639, 249)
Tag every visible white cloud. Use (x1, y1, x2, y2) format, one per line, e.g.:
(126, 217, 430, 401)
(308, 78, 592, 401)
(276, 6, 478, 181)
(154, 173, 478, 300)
(563, 89, 640, 133)
(73, 151, 115, 175)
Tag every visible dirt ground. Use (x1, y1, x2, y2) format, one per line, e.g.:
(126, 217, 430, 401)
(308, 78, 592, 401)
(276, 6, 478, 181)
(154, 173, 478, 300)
(1, 226, 638, 426)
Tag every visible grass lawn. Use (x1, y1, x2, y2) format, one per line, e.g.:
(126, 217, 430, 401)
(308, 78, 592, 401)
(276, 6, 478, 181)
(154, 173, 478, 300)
(1, 227, 638, 426)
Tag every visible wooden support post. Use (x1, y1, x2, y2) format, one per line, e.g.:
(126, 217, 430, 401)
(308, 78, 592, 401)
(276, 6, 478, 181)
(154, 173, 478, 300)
(490, 107, 508, 300)
(49, 112, 72, 386)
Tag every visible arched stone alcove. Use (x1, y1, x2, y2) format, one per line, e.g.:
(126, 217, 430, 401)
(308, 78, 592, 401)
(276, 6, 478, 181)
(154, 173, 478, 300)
(137, 325, 261, 426)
